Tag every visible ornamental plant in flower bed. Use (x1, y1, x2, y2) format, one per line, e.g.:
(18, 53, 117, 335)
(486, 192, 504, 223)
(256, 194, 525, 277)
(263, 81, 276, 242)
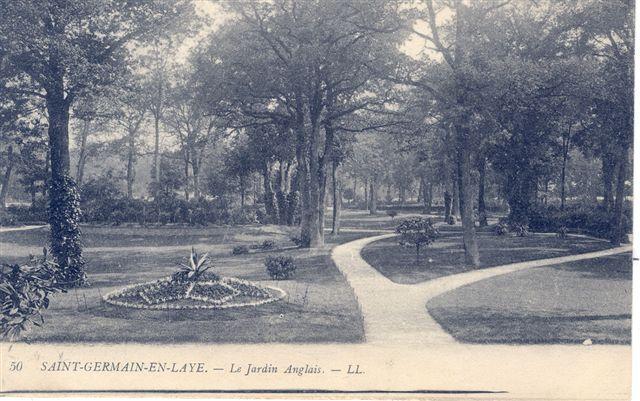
(103, 248, 284, 310)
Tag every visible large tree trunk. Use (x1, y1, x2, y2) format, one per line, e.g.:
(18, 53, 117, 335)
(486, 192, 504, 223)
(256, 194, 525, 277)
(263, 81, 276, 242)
(183, 148, 190, 201)
(352, 176, 357, 205)
(152, 114, 161, 192)
(126, 132, 135, 199)
(455, 124, 480, 267)
(611, 151, 628, 245)
(0, 145, 14, 209)
(399, 185, 406, 206)
(75, 120, 89, 187)
(275, 161, 285, 223)
(364, 178, 368, 209)
(45, 81, 85, 287)
(368, 177, 377, 214)
(331, 160, 341, 235)
(306, 120, 323, 247)
(451, 174, 460, 218)
(602, 156, 615, 211)
(425, 180, 433, 214)
(444, 190, 452, 222)
(192, 152, 201, 199)
(477, 157, 488, 227)
(560, 142, 569, 210)
(262, 162, 278, 223)
(239, 174, 246, 209)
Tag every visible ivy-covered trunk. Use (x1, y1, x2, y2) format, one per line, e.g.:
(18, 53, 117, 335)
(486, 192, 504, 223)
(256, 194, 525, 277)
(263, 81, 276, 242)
(45, 84, 86, 288)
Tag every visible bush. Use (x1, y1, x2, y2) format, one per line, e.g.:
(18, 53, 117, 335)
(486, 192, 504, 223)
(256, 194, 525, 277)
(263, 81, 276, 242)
(446, 214, 456, 225)
(528, 205, 631, 240)
(232, 245, 249, 255)
(510, 222, 529, 237)
(395, 217, 439, 262)
(556, 225, 569, 239)
(1, 250, 64, 340)
(290, 236, 303, 247)
(260, 239, 276, 250)
(265, 255, 297, 280)
(6, 198, 48, 223)
(493, 221, 509, 236)
(0, 209, 17, 226)
(386, 210, 398, 219)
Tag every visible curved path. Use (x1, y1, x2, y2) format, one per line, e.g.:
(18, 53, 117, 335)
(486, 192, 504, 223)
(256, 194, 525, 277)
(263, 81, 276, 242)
(331, 232, 632, 345)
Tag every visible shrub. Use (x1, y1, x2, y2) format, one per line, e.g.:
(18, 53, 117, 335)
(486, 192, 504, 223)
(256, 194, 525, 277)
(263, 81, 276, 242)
(6, 199, 48, 223)
(556, 226, 569, 239)
(493, 222, 509, 236)
(395, 217, 439, 262)
(0, 209, 16, 226)
(265, 255, 297, 280)
(528, 205, 631, 240)
(1, 250, 64, 340)
(446, 214, 456, 225)
(232, 245, 249, 255)
(229, 208, 257, 225)
(290, 236, 303, 247)
(260, 239, 276, 250)
(510, 222, 529, 237)
(386, 210, 398, 220)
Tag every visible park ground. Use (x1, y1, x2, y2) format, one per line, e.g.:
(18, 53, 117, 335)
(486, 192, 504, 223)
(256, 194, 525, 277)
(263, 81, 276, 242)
(0, 209, 632, 345)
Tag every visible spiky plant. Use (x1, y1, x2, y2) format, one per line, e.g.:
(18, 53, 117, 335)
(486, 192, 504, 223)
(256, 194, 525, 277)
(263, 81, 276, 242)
(173, 248, 215, 283)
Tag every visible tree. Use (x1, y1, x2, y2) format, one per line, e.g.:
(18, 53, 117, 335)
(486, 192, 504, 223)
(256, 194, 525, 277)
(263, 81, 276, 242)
(0, 0, 195, 285)
(196, 0, 406, 247)
(109, 82, 149, 199)
(396, 216, 439, 262)
(165, 72, 219, 200)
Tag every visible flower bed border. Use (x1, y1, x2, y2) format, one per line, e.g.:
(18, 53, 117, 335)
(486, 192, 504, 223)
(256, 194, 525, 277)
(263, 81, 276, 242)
(102, 277, 286, 310)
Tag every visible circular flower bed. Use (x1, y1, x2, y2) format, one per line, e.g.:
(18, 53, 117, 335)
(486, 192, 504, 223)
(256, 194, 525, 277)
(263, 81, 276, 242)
(103, 276, 286, 310)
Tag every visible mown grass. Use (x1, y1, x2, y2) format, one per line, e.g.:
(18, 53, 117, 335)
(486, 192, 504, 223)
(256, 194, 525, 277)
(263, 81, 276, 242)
(426, 253, 632, 344)
(361, 225, 613, 284)
(1, 222, 371, 344)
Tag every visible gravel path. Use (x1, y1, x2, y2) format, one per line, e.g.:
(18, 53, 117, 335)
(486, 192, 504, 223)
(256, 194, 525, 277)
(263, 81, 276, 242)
(332, 232, 632, 345)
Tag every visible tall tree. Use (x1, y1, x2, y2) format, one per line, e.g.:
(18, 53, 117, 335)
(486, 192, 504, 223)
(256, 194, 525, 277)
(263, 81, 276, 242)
(196, 0, 405, 247)
(0, 0, 195, 285)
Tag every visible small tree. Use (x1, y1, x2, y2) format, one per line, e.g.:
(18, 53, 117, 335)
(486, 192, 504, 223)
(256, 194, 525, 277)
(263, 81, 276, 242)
(396, 217, 439, 263)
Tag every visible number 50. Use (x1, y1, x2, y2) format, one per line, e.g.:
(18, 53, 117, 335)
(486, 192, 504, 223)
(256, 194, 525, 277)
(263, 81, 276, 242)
(9, 361, 22, 371)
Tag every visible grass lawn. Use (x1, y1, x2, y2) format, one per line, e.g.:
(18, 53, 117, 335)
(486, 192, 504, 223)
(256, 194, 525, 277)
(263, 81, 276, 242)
(0, 223, 377, 344)
(361, 225, 613, 284)
(426, 253, 632, 344)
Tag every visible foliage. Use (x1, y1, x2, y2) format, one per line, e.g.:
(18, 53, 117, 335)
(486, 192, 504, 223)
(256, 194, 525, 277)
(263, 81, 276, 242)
(231, 245, 249, 255)
(528, 205, 631, 240)
(172, 248, 216, 283)
(0, 250, 64, 340)
(556, 226, 569, 239)
(265, 256, 297, 280)
(290, 236, 304, 247)
(0, 209, 17, 226)
(493, 222, 509, 236)
(510, 222, 530, 238)
(260, 240, 276, 250)
(395, 217, 439, 262)
(48, 175, 86, 288)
